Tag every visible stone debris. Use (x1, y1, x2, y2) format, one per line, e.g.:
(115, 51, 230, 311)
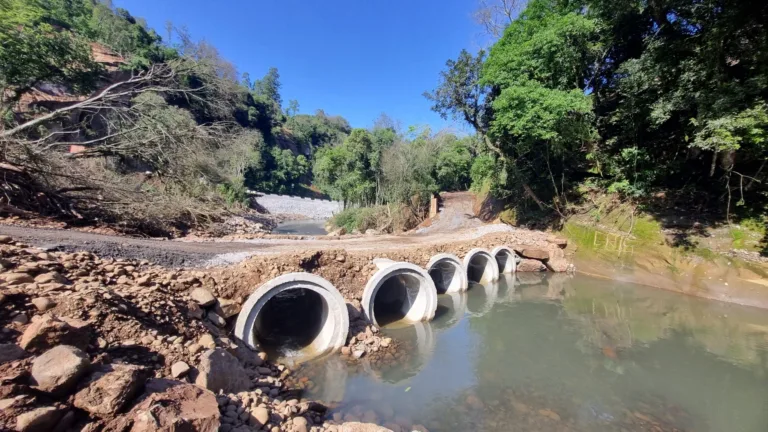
(30, 345, 91, 395)
(73, 363, 148, 416)
(195, 348, 252, 394)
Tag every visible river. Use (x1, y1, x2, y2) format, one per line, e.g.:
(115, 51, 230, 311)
(273, 220, 328, 235)
(297, 273, 768, 432)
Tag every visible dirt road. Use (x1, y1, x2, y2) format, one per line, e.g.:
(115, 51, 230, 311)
(0, 193, 519, 267)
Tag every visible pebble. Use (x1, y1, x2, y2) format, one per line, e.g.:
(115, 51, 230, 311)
(31, 297, 56, 312)
(171, 361, 191, 378)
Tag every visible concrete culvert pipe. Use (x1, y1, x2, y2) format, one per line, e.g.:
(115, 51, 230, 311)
(463, 248, 500, 284)
(234, 273, 349, 362)
(492, 246, 519, 274)
(362, 259, 438, 327)
(426, 253, 468, 294)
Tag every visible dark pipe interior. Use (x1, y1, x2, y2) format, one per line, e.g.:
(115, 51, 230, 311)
(428, 262, 457, 294)
(255, 288, 325, 357)
(467, 255, 491, 283)
(495, 252, 510, 273)
(373, 274, 420, 326)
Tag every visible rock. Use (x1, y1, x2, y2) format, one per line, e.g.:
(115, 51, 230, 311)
(549, 236, 568, 248)
(199, 334, 216, 349)
(516, 259, 547, 272)
(34, 272, 69, 285)
(188, 302, 204, 319)
(73, 364, 148, 417)
(335, 254, 346, 262)
(0, 235, 11, 243)
(519, 248, 550, 261)
(108, 382, 219, 432)
(190, 288, 216, 307)
(11, 313, 29, 325)
(340, 423, 393, 432)
(0, 343, 26, 364)
(328, 227, 346, 237)
(365, 229, 380, 236)
(207, 311, 226, 327)
(0, 293, 5, 305)
(30, 345, 91, 395)
(171, 361, 191, 378)
(380, 338, 392, 348)
(3, 273, 33, 285)
(31, 297, 56, 312)
(217, 298, 241, 318)
(538, 408, 561, 421)
(135, 275, 152, 286)
(251, 406, 270, 427)
(20, 314, 90, 353)
(293, 416, 309, 432)
(16, 405, 66, 432)
(195, 349, 251, 394)
(546, 258, 569, 273)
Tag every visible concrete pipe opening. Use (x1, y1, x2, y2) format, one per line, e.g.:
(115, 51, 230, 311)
(463, 248, 500, 284)
(492, 246, 519, 274)
(363, 260, 438, 327)
(234, 273, 349, 361)
(427, 253, 468, 294)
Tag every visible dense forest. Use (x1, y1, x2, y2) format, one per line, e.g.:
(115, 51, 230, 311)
(1, 0, 766, 239)
(429, 0, 768, 232)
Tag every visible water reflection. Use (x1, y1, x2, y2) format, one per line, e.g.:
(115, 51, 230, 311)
(465, 281, 498, 317)
(300, 274, 768, 432)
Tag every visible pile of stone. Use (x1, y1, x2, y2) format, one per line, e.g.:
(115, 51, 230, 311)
(0, 236, 393, 432)
(514, 235, 572, 273)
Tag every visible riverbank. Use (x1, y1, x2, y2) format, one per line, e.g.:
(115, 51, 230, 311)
(561, 221, 768, 309)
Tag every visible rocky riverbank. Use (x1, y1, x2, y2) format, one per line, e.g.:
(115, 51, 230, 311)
(0, 226, 571, 432)
(0, 237, 400, 432)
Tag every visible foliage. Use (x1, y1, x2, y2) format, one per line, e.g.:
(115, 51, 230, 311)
(428, 0, 768, 229)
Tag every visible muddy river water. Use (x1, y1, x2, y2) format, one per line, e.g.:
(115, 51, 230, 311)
(298, 274, 768, 431)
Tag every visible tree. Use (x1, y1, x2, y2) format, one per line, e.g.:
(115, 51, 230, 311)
(474, 0, 523, 39)
(286, 99, 300, 117)
(253, 67, 282, 106)
(0, 0, 101, 112)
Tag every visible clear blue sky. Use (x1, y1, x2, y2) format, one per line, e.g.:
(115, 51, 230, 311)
(114, 0, 487, 131)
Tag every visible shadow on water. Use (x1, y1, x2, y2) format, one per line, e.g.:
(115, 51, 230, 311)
(299, 272, 768, 432)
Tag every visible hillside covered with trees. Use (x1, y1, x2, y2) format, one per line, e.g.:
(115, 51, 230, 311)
(428, 0, 767, 236)
(0, 0, 355, 234)
(1, 0, 766, 245)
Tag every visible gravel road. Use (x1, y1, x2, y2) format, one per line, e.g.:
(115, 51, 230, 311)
(0, 193, 519, 268)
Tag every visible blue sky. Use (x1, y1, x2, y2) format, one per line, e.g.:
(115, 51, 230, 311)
(114, 0, 488, 131)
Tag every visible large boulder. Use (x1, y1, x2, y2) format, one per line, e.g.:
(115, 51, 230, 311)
(107, 381, 220, 432)
(73, 364, 148, 417)
(194, 348, 251, 394)
(30, 345, 90, 395)
(516, 259, 547, 272)
(518, 248, 550, 261)
(19, 314, 90, 353)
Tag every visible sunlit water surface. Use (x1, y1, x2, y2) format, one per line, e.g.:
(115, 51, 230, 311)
(299, 274, 768, 432)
